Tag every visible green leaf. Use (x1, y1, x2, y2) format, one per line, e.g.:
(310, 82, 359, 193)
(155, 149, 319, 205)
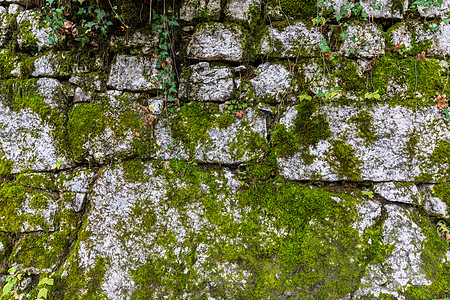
(37, 287, 48, 299)
(8, 267, 16, 274)
(350, 35, 356, 43)
(444, 108, 450, 120)
(444, 18, 450, 24)
(340, 32, 349, 40)
(2, 282, 13, 295)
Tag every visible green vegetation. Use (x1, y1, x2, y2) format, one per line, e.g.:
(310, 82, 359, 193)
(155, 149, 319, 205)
(272, 102, 331, 157)
(328, 140, 362, 181)
(349, 110, 376, 145)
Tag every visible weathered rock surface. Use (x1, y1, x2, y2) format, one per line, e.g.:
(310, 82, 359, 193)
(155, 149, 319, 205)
(259, 21, 323, 58)
(225, 0, 261, 21)
(339, 23, 385, 57)
(179, 62, 235, 102)
(107, 55, 161, 92)
(154, 104, 267, 164)
(278, 105, 450, 182)
(180, 0, 220, 21)
(187, 23, 246, 62)
(249, 62, 295, 102)
(360, 0, 408, 19)
(16, 10, 52, 50)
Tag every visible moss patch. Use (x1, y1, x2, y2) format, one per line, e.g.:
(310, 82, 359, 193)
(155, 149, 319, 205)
(272, 102, 331, 157)
(349, 110, 376, 145)
(328, 140, 362, 181)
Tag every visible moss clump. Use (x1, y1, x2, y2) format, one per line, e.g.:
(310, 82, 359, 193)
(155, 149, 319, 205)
(432, 182, 450, 215)
(404, 130, 419, 161)
(272, 102, 331, 157)
(372, 55, 445, 105)
(335, 58, 367, 93)
(328, 140, 362, 181)
(272, 0, 316, 19)
(349, 110, 376, 145)
(9, 232, 68, 272)
(49, 255, 108, 300)
(122, 160, 149, 183)
(0, 155, 13, 179)
(67, 103, 106, 162)
(0, 183, 56, 232)
(16, 173, 57, 190)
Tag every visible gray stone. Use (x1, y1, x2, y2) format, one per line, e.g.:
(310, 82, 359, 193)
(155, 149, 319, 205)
(259, 21, 323, 58)
(56, 168, 93, 193)
(36, 78, 65, 108)
(353, 199, 382, 236)
(8, 3, 23, 14)
(420, 184, 450, 217)
(225, 0, 261, 22)
(373, 182, 423, 205)
(0, 0, 35, 6)
(339, 23, 385, 58)
(417, 0, 450, 17)
(16, 10, 53, 50)
(278, 105, 450, 182)
(69, 73, 102, 91)
(107, 55, 162, 92)
(360, 0, 408, 19)
(0, 188, 58, 232)
(354, 205, 430, 299)
(155, 105, 267, 164)
(180, 0, 220, 21)
(0, 101, 66, 173)
(187, 23, 246, 62)
(179, 62, 235, 102)
(110, 30, 159, 55)
(32, 52, 62, 77)
(147, 98, 164, 115)
(249, 63, 295, 102)
(0, 6, 6, 14)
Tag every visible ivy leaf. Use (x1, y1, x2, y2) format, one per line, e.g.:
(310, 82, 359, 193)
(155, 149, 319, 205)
(444, 108, 450, 120)
(350, 35, 356, 43)
(3, 283, 13, 295)
(339, 32, 349, 40)
(444, 18, 450, 24)
(37, 287, 48, 299)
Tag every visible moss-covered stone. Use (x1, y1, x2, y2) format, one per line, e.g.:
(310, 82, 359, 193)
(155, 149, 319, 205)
(272, 102, 332, 157)
(328, 140, 362, 181)
(349, 110, 376, 145)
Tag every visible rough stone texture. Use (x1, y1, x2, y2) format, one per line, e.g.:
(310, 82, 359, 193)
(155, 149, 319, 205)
(249, 63, 295, 102)
(278, 105, 450, 182)
(373, 182, 423, 205)
(354, 205, 430, 299)
(0, 101, 66, 173)
(107, 55, 161, 92)
(225, 0, 261, 22)
(361, 0, 408, 19)
(417, 0, 450, 17)
(0, 11, 13, 47)
(339, 23, 385, 58)
(180, 0, 221, 21)
(8, 3, 23, 14)
(187, 23, 246, 62)
(155, 106, 267, 164)
(31, 51, 70, 77)
(109, 30, 158, 54)
(179, 62, 235, 102)
(0, 0, 35, 6)
(259, 21, 323, 58)
(16, 10, 52, 50)
(71, 90, 140, 163)
(69, 73, 102, 92)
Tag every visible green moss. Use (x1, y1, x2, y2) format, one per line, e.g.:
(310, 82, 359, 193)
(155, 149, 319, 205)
(0, 155, 13, 179)
(0, 50, 17, 79)
(372, 55, 445, 105)
(217, 114, 234, 129)
(432, 182, 450, 215)
(272, 102, 331, 157)
(349, 110, 376, 145)
(272, 0, 316, 20)
(328, 140, 362, 181)
(0, 183, 56, 232)
(9, 232, 68, 271)
(0, 233, 11, 273)
(405, 130, 419, 161)
(16, 173, 57, 190)
(122, 160, 149, 183)
(335, 58, 367, 92)
(403, 211, 450, 299)
(67, 102, 106, 162)
(50, 255, 108, 300)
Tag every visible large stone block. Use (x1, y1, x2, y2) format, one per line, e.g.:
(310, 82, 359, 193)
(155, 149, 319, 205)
(179, 0, 220, 21)
(187, 23, 246, 62)
(249, 62, 295, 102)
(339, 23, 385, 58)
(107, 55, 162, 92)
(259, 21, 323, 58)
(277, 105, 450, 182)
(225, 0, 261, 22)
(16, 10, 52, 50)
(179, 62, 235, 102)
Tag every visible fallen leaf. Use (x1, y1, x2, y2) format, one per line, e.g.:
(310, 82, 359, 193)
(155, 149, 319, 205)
(235, 110, 244, 118)
(133, 131, 141, 137)
(436, 94, 448, 110)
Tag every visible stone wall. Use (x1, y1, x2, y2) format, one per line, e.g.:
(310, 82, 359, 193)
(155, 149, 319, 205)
(1, 0, 450, 299)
